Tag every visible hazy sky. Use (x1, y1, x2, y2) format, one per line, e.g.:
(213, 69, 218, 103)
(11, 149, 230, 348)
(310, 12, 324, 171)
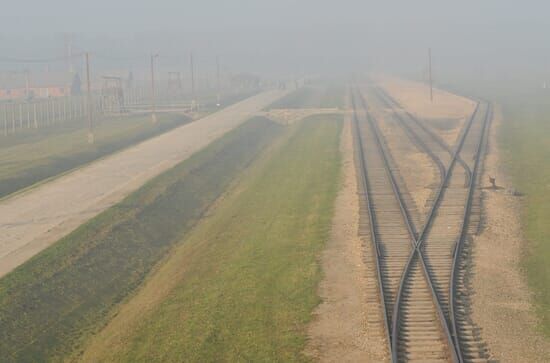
(2, 1, 550, 79)
(2, 1, 546, 33)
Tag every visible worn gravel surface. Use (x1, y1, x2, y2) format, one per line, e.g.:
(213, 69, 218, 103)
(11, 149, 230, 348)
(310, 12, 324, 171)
(375, 75, 475, 146)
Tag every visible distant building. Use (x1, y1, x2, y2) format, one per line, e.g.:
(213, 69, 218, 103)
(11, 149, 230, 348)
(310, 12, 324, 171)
(0, 71, 80, 100)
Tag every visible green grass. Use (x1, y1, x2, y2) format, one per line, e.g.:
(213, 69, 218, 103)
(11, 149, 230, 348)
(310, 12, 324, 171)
(499, 91, 550, 337)
(81, 114, 343, 362)
(439, 77, 550, 338)
(0, 117, 282, 362)
(267, 85, 344, 109)
(0, 113, 191, 198)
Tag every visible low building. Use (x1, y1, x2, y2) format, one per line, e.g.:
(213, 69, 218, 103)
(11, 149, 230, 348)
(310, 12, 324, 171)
(0, 71, 80, 101)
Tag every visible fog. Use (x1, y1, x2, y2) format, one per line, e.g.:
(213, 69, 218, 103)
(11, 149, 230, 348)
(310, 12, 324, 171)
(2, 0, 550, 83)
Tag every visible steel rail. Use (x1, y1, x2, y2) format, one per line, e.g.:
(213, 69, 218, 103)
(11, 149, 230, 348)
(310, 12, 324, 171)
(449, 102, 492, 362)
(370, 87, 446, 186)
(354, 84, 487, 362)
(400, 102, 480, 363)
(375, 87, 473, 187)
(354, 89, 459, 362)
(404, 101, 482, 363)
(349, 88, 393, 357)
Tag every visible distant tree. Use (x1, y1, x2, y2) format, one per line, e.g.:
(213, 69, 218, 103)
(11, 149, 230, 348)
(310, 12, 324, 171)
(71, 73, 82, 96)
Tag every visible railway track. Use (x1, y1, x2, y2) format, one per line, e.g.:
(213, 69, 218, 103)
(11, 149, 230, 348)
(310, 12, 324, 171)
(373, 87, 473, 186)
(351, 85, 491, 362)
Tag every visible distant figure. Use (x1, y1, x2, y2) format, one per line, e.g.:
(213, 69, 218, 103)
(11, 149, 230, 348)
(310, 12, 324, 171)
(489, 176, 497, 189)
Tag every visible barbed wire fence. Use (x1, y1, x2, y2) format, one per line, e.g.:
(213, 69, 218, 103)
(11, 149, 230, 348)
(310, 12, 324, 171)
(0, 50, 239, 139)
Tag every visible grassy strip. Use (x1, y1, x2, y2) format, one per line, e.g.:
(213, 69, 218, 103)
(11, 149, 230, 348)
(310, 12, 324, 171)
(0, 117, 282, 362)
(81, 114, 342, 362)
(0, 113, 191, 199)
(499, 92, 550, 337)
(267, 87, 317, 109)
(266, 85, 344, 110)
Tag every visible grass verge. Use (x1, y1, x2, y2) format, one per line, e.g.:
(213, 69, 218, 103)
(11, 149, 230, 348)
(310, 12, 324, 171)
(266, 85, 344, 110)
(0, 117, 282, 362)
(80, 114, 343, 362)
(499, 92, 550, 337)
(0, 113, 191, 199)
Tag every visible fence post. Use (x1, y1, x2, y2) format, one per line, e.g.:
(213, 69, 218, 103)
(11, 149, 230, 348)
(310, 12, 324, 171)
(3, 105, 7, 136)
(33, 103, 38, 128)
(27, 103, 31, 128)
(45, 100, 49, 125)
(68, 97, 72, 121)
(18, 103, 23, 130)
(52, 99, 57, 123)
(11, 104, 16, 134)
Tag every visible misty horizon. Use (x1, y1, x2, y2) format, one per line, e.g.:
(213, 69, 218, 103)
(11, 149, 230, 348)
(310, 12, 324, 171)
(2, 1, 550, 82)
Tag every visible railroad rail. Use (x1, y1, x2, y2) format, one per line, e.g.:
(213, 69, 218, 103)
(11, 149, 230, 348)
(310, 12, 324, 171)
(372, 87, 473, 187)
(351, 84, 491, 362)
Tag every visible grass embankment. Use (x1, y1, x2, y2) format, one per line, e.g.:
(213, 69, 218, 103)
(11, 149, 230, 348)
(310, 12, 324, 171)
(0, 113, 191, 198)
(499, 92, 550, 336)
(0, 117, 282, 362)
(267, 85, 344, 109)
(80, 114, 343, 362)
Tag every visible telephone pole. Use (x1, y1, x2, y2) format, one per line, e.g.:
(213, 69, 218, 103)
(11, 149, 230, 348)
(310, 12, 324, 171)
(150, 53, 159, 123)
(65, 33, 74, 73)
(190, 53, 196, 110)
(85, 52, 94, 144)
(428, 48, 433, 102)
(216, 55, 221, 107)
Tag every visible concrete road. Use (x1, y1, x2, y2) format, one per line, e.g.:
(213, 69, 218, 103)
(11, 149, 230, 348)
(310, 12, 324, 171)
(0, 90, 286, 278)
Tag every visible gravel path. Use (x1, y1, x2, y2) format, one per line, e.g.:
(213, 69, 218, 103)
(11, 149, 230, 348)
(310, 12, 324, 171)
(0, 90, 286, 278)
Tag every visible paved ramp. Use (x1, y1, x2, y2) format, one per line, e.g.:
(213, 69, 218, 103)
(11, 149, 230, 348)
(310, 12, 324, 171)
(0, 90, 286, 277)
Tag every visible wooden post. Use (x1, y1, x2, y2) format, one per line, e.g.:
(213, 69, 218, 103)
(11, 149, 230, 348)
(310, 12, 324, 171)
(19, 103, 23, 130)
(190, 52, 195, 110)
(11, 104, 16, 133)
(27, 103, 31, 128)
(33, 103, 38, 128)
(428, 48, 433, 103)
(3, 105, 7, 136)
(63, 97, 67, 121)
(150, 53, 158, 123)
(86, 52, 94, 143)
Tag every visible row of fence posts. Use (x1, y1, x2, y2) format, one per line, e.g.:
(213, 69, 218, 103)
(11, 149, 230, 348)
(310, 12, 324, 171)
(0, 83, 209, 137)
(0, 86, 156, 137)
(1, 96, 103, 136)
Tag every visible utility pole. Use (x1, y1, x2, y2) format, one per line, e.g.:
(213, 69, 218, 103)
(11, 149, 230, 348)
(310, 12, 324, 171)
(24, 70, 30, 99)
(190, 52, 196, 110)
(64, 33, 74, 73)
(150, 53, 159, 123)
(85, 52, 94, 144)
(216, 55, 221, 107)
(428, 48, 433, 103)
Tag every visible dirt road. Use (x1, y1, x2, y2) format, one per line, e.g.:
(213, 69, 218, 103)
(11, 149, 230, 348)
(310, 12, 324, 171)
(0, 90, 286, 278)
